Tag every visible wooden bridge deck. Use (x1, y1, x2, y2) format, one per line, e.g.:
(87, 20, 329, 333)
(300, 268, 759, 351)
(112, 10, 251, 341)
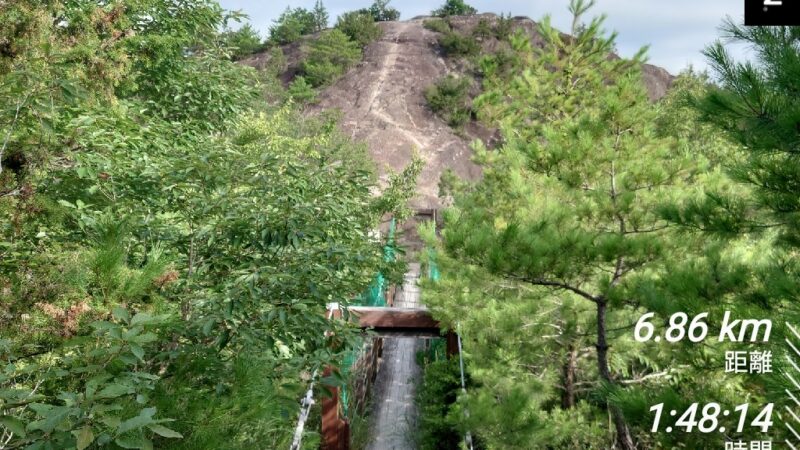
(365, 263, 423, 450)
(322, 264, 458, 450)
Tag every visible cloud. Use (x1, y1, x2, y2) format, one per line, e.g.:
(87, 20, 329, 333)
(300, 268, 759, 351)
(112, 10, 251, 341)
(218, 0, 748, 73)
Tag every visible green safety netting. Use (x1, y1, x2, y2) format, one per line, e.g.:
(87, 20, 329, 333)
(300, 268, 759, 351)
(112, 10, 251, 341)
(425, 247, 440, 282)
(422, 244, 446, 363)
(340, 218, 397, 417)
(339, 221, 450, 417)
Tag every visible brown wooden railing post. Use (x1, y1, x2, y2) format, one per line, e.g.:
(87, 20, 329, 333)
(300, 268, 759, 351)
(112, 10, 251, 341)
(321, 304, 349, 450)
(320, 302, 448, 449)
(446, 331, 459, 358)
(321, 365, 349, 450)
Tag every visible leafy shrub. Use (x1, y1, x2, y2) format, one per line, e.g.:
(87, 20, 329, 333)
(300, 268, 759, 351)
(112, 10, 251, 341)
(312, 0, 329, 31)
(288, 76, 318, 104)
(363, 0, 401, 21)
(220, 24, 265, 60)
(140, 51, 261, 131)
(478, 48, 518, 79)
(0, 307, 178, 450)
(268, 7, 317, 45)
(432, 0, 478, 17)
(335, 11, 383, 47)
(417, 359, 461, 450)
(425, 75, 473, 128)
(263, 47, 288, 76)
(423, 18, 452, 34)
(494, 13, 515, 40)
(472, 18, 493, 38)
(438, 31, 480, 57)
(303, 29, 362, 87)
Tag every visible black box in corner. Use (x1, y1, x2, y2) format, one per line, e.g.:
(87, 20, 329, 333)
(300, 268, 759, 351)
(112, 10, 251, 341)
(745, 0, 800, 25)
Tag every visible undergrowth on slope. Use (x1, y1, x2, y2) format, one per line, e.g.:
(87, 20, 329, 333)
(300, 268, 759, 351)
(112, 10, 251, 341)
(425, 75, 474, 128)
(438, 32, 481, 57)
(424, 18, 452, 34)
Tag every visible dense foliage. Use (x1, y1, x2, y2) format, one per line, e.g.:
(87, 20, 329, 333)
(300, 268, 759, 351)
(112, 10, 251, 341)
(416, 358, 481, 450)
(302, 29, 363, 87)
(0, 1, 418, 449)
(363, 0, 401, 22)
(425, 75, 474, 128)
(219, 24, 265, 60)
(268, 6, 318, 45)
(438, 31, 481, 57)
(420, 1, 793, 449)
(335, 11, 384, 48)
(433, 0, 478, 17)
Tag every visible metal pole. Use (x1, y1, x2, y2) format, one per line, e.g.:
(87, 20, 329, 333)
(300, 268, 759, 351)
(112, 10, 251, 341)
(289, 374, 317, 450)
(289, 305, 337, 450)
(457, 329, 474, 450)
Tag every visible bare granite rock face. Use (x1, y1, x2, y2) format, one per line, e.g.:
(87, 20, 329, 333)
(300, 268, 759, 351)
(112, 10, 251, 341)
(309, 19, 482, 210)
(241, 16, 674, 210)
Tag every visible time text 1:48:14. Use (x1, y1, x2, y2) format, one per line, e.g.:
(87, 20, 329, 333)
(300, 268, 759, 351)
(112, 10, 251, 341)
(650, 403, 773, 434)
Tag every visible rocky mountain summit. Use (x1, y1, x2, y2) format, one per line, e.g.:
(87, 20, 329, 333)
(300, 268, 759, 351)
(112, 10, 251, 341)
(243, 14, 674, 210)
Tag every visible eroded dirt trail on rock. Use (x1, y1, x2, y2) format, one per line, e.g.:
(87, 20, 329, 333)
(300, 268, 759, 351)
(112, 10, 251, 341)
(312, 20, 481, 209)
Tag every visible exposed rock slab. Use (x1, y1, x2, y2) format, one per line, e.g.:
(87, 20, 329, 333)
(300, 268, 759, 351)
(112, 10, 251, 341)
(310, 20, 481, 210)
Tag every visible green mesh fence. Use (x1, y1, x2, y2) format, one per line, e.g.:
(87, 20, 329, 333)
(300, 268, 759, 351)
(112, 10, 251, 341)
(340, 339, 362, 418)
(423, 245, 445, 362)
(340, 218, 397, 418)
(425, 247, 440, 282)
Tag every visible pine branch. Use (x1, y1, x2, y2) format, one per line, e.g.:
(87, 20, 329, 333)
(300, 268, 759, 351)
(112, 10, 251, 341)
(515, 275, 601, 303)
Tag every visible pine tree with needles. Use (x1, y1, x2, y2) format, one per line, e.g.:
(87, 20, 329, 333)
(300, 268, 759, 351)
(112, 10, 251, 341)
(442, 1, 714, 448)
(312, 0, 329, 32)
(689, 22, 800, 437)
(694, 24, 800, 247)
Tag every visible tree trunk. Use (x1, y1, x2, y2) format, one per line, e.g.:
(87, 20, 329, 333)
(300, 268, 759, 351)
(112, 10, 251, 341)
(596, 300, 636, 450)
(561, 344, 577, 409)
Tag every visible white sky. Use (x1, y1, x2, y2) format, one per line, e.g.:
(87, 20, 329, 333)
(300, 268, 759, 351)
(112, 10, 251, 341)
(218, 0, 750, 74)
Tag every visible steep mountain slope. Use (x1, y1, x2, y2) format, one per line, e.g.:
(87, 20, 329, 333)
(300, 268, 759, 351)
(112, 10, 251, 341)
(309, 19, 481, 210)
(244, 15, 674, 210)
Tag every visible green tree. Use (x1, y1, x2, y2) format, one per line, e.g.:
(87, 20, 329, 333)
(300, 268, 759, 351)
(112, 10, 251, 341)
(268, 7, 316, 45)
(656, 69, 741, 167)
(685, 22, 800, 443)
(433, 0, 477, 17)
(288, 76, 318, 104)
(423, 18, 452, 34)
(696, 24, 800, 247)
(438, 31, 480, 56)
(335, 11, 383, 47)
(302, 29, 362, 87)
(219, 24, 264, 60)
(368, 0, 401, 21)
(425, 75, 473, 128)
(0, 1, 421, 448)
(435, 1, 720, 448)
(312, 0, 329, 32)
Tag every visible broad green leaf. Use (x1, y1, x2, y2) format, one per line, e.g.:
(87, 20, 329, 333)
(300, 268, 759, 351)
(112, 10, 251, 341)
(118, 409, 156, 434)
(148, 424, 183, 438)
(130, 313, 152, 326)
(97, 384, 130, 399)
(0, 415, 26, 437)
(130, 344, 145, 362)
(73, 426, 94, 450)
(112, 307, 130, 322)
(26, 405, 70, 433)
(115, 435, 151, 449)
